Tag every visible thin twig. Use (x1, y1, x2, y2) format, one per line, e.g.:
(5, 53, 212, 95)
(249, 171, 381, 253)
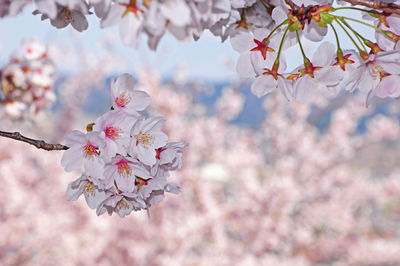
(343, 0, 400, 15)
(285, 0, 298, 10)
(0, 130, 69, 151)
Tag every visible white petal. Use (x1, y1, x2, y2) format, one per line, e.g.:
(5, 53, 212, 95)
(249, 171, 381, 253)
(50, 15, 69, 29)
(66, 181, 83, 201)
(142, 117, 165, 133)
(376, 75, 400, 98)
(84, 156, 105, 179)
(251, 75, 276, 98)
(312, 42, 336, 66)
(160, 0, 190, 27)
(101, 4, 124, 27)
(120, 13, 142, 46)
(71, 10, 88, 32)
(230, 31, 253, 53)
(116, 73, 134, 91)
(35, 0, 57, 19)
(153, 131, 168, 148)
(129, 90, 151, 111)
(64, 130, 86, 146)
(236, 53, 255, 78)
(165, 183, 181, 194)
(138, 145, 157, 166)
(85, 189, 106, 209)
(294, 76, 318, 102)
(116, 171, 135, 192)
(61, 146, 83, 171)
(315, 66, 344, 86)
(303, 20, 327, 42)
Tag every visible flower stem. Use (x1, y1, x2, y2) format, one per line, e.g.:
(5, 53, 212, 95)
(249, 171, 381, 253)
(330, 24, 341, 49)
(334, 17, 365, 53)
(333, 7, 374, 13)
(266, 19, 289, 42)
(275, 25, 290, 63)
(341, 16, 385, 34)
(296, 30, 307, 62)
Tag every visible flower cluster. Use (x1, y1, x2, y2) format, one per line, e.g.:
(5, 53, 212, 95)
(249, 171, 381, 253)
(230, 0, 400, 105)
(3, 1, 400, 105)
(60, 73, 186, 217)
(3, 0, 246, 48)
(2, 66, 400, 264)
(0, 39, 56, 119)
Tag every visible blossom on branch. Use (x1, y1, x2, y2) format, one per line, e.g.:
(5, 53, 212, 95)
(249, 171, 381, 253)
(60, 73, 186, 217)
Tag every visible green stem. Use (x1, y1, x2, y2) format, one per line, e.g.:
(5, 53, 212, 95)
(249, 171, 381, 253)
(296, 30, 307, 62)
(333, 7, 374, 13)
(275, 25, 290, 62)
(329, 24, 340, 49)
(265, 19, 289, 41)
(338, 18, 370, 51)
(354, 31, 368, 51)
(340, 16, 385, 33)
(334, 17, 364, 53)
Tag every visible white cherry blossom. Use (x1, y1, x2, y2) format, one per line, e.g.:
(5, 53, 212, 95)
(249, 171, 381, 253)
(129, 116, 168, 166)
(61, 130, 106, 178)
(110, 73, 151, 115)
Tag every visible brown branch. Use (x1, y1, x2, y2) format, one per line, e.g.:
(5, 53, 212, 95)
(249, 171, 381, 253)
(342, 0, 400, 15)
(285, 0, 299, 10)
(0, 130, 69, 151)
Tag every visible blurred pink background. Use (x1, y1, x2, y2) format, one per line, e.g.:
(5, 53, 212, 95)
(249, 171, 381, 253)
(1, 11, 400, 266)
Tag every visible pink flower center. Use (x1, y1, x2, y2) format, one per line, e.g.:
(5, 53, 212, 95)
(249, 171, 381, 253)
(82, 142, 99, 158)
(104, 126, 121, 140)
(115, 92, 131, 108)
(116, 159, 132, 177)
(135, 132, 155, 148)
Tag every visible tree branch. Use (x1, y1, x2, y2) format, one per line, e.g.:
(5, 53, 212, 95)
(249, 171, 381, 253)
(285, 0, 299, 10)
(0, 130, 69, 151)
(342, 0, 400, 15)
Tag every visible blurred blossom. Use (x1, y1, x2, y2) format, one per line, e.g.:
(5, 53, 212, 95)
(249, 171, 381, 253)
(216, 86, 245, 121)
(1, 39, 400, 265)
(0, 39, 56, 120)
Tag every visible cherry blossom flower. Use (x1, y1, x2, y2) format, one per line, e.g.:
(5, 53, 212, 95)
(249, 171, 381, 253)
(291, 42, 344, 102)
(346, 50, 400, 95)
(0, 39, 56, 120)
(96, 192, 143, 218)
(93, 109, 136, 159)
(375, 74, 400, 98)
(103, 155, 150, 193)
(60, 130, 106, 178)
(129, 116, 168, 166)
(101, 0, 145, 46)
(151, 141, 188, 175)
(34, 3, 89, 32)
(66, 173, 107, 209)
(110, 73, 151, 115)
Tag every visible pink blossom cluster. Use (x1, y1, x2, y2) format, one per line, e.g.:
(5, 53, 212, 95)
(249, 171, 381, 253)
(230, 0, 400, 105)
(1, 68, 400, 264)
(3, 1, 400, 105)
(60, 73, 186, 217)
(2, 0, 257, 47)
(0, 39, 56, 119)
